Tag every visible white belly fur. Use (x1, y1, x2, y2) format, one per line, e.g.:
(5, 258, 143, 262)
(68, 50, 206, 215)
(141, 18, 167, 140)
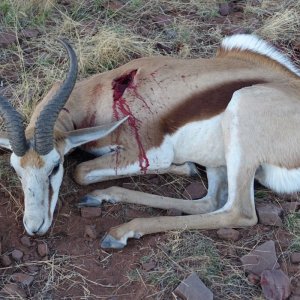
(255, 164, 300, 194)
(170, 114, 226, 167)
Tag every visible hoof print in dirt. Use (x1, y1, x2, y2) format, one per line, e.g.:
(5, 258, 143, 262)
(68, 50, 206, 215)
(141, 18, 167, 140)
(174, 272, 213, 300)
(256, 204, 284, 227)
(101, 234, 126, 249)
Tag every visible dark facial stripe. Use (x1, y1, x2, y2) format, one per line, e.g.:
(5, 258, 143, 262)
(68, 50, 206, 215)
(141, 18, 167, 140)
(48, 181, 53, 219)
(160, 79, 267, 134)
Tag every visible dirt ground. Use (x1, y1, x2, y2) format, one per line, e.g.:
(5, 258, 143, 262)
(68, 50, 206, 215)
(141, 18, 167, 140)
(1, 0, 300, 299)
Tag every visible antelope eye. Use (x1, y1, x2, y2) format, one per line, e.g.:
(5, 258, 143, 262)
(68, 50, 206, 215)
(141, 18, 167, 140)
(51, 163, 60, 176)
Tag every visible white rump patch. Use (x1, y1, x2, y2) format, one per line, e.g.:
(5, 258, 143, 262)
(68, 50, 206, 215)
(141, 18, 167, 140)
(220, 34, 300, 77)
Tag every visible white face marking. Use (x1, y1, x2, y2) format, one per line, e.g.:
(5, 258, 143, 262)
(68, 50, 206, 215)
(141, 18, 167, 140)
(10, 149, 63, 236)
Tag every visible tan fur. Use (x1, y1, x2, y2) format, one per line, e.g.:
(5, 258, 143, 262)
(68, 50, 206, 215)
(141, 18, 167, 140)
(16, 42, 300, 246)
(20, 149, 45, 168)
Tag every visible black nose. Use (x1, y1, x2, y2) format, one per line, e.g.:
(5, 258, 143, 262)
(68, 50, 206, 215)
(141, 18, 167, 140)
(32, 219, 45, 234)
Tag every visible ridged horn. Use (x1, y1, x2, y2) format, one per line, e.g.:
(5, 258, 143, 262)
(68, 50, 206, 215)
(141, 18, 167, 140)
(34, 39, 78, 155)
(0, 95, 28, 156)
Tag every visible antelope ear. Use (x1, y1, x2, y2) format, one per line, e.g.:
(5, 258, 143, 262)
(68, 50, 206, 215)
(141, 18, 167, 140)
(0, 131, 12, 151)
(64, 116, 128, 154)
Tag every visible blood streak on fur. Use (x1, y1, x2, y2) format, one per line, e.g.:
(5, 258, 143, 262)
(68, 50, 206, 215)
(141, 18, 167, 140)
(112, 70, 150, 173)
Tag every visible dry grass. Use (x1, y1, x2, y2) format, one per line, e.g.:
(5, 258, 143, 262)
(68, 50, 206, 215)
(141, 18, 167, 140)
(129, 230, 261, 299)
(1, 0, 300, 298)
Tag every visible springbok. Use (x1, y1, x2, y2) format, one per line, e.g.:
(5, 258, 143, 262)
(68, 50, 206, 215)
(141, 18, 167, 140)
(1, 34, 300, 249)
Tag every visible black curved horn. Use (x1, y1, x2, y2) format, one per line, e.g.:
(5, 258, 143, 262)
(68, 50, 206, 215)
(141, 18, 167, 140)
(0, 95, 28, 156)
(34, 39, 78, 155)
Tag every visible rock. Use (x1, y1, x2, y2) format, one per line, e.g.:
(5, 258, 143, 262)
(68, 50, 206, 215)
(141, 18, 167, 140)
(292, 286, 300, 296)
(142, 260, 156, 272)
(261, 269, 291, 300)
(219, 3, 231, 16)
(240, 240, 280, 276)
(247, 273, 260, 284)
(11, 249, 23, 261)
(290, 296, 300, 300)
(11, 272, 34, 286)
(256, 204, 283, 227)
(20, 236, 31, 247)
(84, 225, 97, 239)
(81, 207, 102, 218)
(20, 28, 40, 39)
(217, 228, 240, 241)
(0, 254, 12, 267)
(27, 264, 39, 274)
(183, 182, 206, 200)
(174, 272, 213, 300)
(81, 207, 102, 217)
(282, 202, 300, 213)
(166, 208, 183, 216)
(37, 243, 48, 257)
(0, 283, 26, 298)
(291, 253, 300, 264)
(0, 31, 17, 48)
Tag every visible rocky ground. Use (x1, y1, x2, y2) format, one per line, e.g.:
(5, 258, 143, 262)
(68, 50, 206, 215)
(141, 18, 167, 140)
(1, 0, 300, 299)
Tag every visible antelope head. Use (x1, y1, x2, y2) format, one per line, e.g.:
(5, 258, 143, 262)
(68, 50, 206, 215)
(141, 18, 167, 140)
(0, 40, 127, 236)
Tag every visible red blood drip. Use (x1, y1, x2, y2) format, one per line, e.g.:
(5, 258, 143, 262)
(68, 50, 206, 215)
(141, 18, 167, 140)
(112, 70, 150, 173)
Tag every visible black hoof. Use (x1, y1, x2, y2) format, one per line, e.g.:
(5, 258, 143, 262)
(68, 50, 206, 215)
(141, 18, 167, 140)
(100, 234, 126, 249)
(77, 195, 101, 208)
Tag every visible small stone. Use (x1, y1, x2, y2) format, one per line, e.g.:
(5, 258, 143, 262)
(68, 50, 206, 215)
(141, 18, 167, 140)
(0, 31, 17, 48)
(217, 228, 240, 241)
(20, 236, 31, 247)
(183, 182, 206, 200)
(261, 269, 291, 300)
(27, 264, 39, 274)
(247, 273, 260, 284)
(84, 225, 97, 239)
(0, 283, 26, 298)
(11, 249, 23, 261)
(240, 240, 280, 276)
(166, 208, 183, 216)
(11, 272, 34, 286)
(0, 254, 12, 267)
(291, 253, 300, 264)
(142, 260, 156, 272)
(81, 207, 102, 218)
(174, 272, 213, 300)
(20, 28, 40, 39)
(219, 3, 231, 16)
(282, 202, 300, 213)
(256, 204, 283, 227)
(37, 243, 48, 257)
